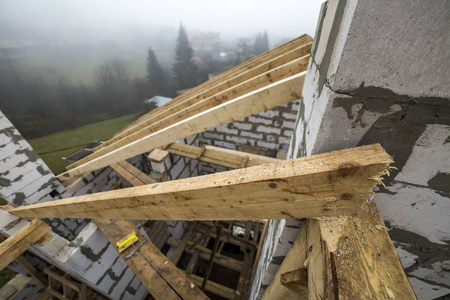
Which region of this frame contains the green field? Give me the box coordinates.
[28,113,141,175]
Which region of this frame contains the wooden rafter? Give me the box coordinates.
[72,53,310,172]
[91,34,312,154]
[110,161,156,186]
[162,143,279,169]
[57,71,306,183]
[306,201,417,299]
[9,144,392,221]
[261,201,417,300]
[92,158,207,299]
[0,219,50,270]
[94,219,209,300]
[261,222,308,300]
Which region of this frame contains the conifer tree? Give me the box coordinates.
[252,31,270,56]
[172,24,198,89]
[146,46,165,95]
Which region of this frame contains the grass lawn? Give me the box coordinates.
[0,268,17,289]
[28,113,141,175]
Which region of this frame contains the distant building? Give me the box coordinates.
[143,95,172,110]
[62,141,104,164]
[191,32,220,59]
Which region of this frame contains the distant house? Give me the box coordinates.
[191,32,221,59]
[143,95,172,110]
[62,141,104,164]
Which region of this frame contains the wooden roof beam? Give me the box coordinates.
[94,218,208,300]
[57,71,306,183]
[88,43,311,156]
[306,201,417,299]
[110,160,156,186]
[163,143,279,169]
[262,201,416,300]
[0,219,50,271]
[66,52,310,172]
[11,144,392,221]
[101,34,312,145]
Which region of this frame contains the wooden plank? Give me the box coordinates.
[44,268,80,292]
[37,290,51,300]
[0,234,48,287]
[59,72,305,182]
[15,255,48,286]
[110,161,156,186]
[307,201,417,300]
[0,219,50,270]
[261,223,308,300]
[113,220,209,300]
[17,145,392,221]
[187,273,237,300]
[95,218,209,300]
[65,55,309,173]
[167,237,243,272]
[148,149,169,162]
[86,35,312,157]
[280,269,308,296]
[167,221,197,265]
[94,219,181,300]
[165,143,279,169]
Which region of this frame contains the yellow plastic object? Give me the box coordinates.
[116,232,139,253]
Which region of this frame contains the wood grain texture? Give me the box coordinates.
[187,273,236,300]
[58,71,306,182]
[83,34,312,159]
[11,144,392,222]
[165,143,279,169]
[307,201,417,300]
[110,161,156,186]
[280,268,308,296]
[261,224,308,300]
[166,237,243,272]
[94,218,209,300]
[0,219,50,270]
[71,53,310,171]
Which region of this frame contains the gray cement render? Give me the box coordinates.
[252,0,450,299]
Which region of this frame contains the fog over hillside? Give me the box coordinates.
[0,0,322,138]
[0,0,321,47]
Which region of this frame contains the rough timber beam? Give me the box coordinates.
[110,161,156,186]
[66,53,310,171]
[98,161,207,299]
[261,222,308,300]
[57,72,306,183]
[262,201,417,300]
[94,219,209,300]
[94,34,312,149]
[306,201,417,299]
[0,219,50,270]
[163,143,279,168]
[11,145,392,221]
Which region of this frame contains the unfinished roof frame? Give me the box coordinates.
[2,34,417,299]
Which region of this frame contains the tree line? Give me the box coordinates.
[0,25,269,139]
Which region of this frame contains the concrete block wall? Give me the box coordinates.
[0,210,149,300]
[198,101,300,174]
[0,111,87,240]
[252,1,450,299]
[167,134,201,181]
[0,111,157,299]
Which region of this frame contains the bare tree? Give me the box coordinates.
[94,59,129,90]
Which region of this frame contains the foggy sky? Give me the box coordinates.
[0,0,323,43]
